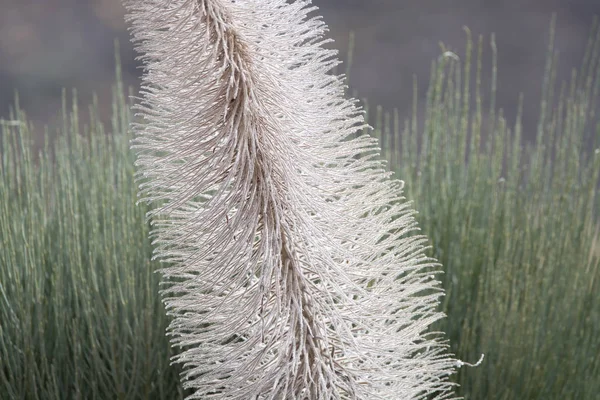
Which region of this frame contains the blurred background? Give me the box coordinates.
[1,0,600,139]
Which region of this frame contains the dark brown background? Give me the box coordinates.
[1,0,599,139]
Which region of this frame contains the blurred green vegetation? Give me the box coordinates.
[1,17,599,400]
[371,16,600,400]
[0,61,186,399]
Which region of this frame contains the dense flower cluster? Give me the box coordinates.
[124,1,458,398]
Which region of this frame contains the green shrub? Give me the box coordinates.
[372,17,600,400]
[0,62,185,400]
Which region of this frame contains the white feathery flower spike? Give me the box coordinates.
[123,0,460,398]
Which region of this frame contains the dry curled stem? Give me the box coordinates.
[124,0,459,398]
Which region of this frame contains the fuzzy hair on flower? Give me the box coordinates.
[123,0,459,398]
